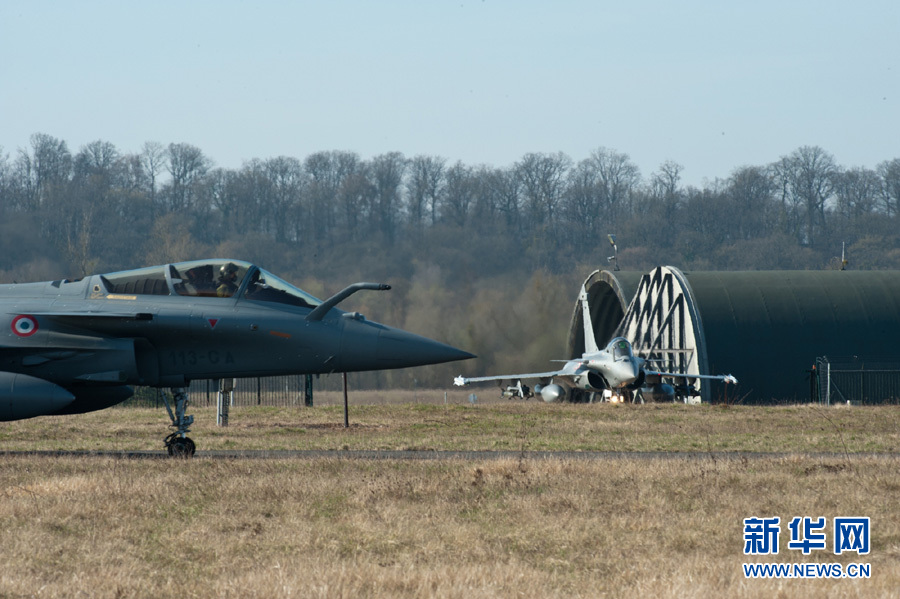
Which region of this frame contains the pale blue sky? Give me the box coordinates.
[2,1,897,186]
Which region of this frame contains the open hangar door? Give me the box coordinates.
[615,267,715,403]
[566,269,643,359]
[564,269,642,403]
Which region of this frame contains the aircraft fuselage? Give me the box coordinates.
[1,259,472,420]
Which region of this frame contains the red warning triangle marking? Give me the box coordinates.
[208,318,219,329]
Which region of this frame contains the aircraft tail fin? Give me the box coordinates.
[579,286,599,354]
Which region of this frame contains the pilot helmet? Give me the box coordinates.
[220,262,239,277]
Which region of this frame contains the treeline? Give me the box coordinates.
[1,134,899,388]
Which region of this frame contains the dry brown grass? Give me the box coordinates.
[2,394,899,453]
[2,398,899,597]
[1,455,898,598]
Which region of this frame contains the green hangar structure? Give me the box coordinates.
[568,266,900,404]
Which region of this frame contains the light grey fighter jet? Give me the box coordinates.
[1,259,473,454]
[454,286,735,403]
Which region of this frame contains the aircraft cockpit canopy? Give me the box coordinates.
[101,264,172,296]
[170,260,251,298]
[100,260,322,308]
[241,268,321,309]
[611,338,634,360]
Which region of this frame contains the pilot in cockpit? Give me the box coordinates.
[612,339,634,360]
[217,263,240,297]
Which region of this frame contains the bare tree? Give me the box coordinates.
[650,161,683,203]
[336,164,372,239]
[563,159,601,250]
[877,158,900,217]
[141,141,166,219]
[407,155,445,227]
[265,156,304,243]
[441,161,474,227]
[203,167,238,237]
[516,152,571,228]
[17,133,72,211]
[727,165,774,240]
[834,167,880,219]
[164,142,212,212]
[64,201,99,277]
[772,146,836,245]
[368,152,406,242]
[0,146,11,214]
[74,140,121,204]
[484,166,521,230]
[228,160,271,235]
[468,165,502,228]
[304,150,362,243]
[678,186,734,260]
[75,140,119,174]
[591,147,640,228]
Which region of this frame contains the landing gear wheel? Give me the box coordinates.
[167,436,196,458]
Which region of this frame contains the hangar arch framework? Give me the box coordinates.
[615,266,712,402]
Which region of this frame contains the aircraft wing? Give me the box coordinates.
[454,370,565,386]
[647,370,738,384]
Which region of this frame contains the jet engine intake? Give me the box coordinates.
[626,370,646,390]
[571,372,608,391]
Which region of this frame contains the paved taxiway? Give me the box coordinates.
[2,450,895,460]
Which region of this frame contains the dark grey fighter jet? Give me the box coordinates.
[0,259,473,455]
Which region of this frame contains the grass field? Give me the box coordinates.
[1,394,899,597]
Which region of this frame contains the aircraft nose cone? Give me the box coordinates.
[376,328,475,368]
[609,359,641,388]
[629,360,641,381]
[338,318,474,372]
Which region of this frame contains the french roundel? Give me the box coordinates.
[11,315,39,337]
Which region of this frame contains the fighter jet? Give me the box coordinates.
[454,286,735,403]
[1,259,473,455]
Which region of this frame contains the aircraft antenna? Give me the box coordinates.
[607,234,619,271]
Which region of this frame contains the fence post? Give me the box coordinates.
[304,374,313,407]
[811,364,818,403]
[343,372,349,428]
[217,378,234,426]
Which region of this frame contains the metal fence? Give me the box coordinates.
[123,376,314,408]
[814,357,900,405]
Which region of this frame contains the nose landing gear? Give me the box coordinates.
[162,387,196,457]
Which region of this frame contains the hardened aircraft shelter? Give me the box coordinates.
[568,266,900,404]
